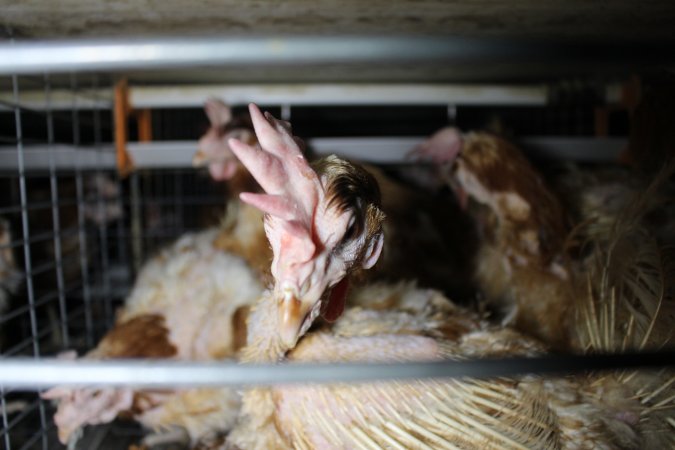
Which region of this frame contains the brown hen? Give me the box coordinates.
[413,128,575,349]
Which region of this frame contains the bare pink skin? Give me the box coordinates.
[195,99,254,181]
[229,104,383,347]
[411,126,463,165]
[41,351,137,444]
[409,126,468,208]
[43,385,136,444]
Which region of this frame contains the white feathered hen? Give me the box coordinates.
[44,204,268,447]
[220,116,674,450]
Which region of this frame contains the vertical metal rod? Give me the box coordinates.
[281,104,291,121]
[45,73,70,349]
[92,75,113,328]
[1,386,11,450]
[130,173,142,273]
[111,88,130,299]
[152,174,157,243]
[75,172,93,348]
[174,171,183,237]
[71,76,80,148]
[12,75,39,356]
[71,74,93,348]
[161,172,167,239]
[12,73,49,450]
[115,176,129,293]
[156,169,164,243]
[447,104,457,123]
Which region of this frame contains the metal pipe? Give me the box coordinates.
[129,83,548,108]
[0,351,672,390]
[0,83,548,110]
[0,137,626,171]
[0,36,672,75]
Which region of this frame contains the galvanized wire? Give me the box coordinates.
[0,351,672,390]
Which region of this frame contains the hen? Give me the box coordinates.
[223,129,673,449]
[412,128,575,349]
[223,108,672,449]
[227,103,386,349]
[227,283,672,449]
[43,201,269,447]
[44,101,386,447]
[193,99,259,194]
[198,99,475,300]
[206,105,470,348]
[44,101,287,447]
[569,166,675,449]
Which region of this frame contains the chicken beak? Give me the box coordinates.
[192,149,208,167]
[278,290,312,348]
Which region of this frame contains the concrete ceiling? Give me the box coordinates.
[1,1,673,84]
[1,1,673,42]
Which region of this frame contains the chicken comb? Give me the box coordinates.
[229,103,320,263]
[204,98,232,127]
[409,126,463,164]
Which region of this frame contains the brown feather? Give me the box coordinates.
[458,133,569,265]
[231,305,251,354]
[90,314,177,359]
[452,132,574,348]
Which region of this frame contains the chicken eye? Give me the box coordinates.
[342,216,358,242]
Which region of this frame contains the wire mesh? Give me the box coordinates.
[0,71,233,449]
[0,72,128,449]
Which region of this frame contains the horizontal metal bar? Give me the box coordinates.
[1,84,547,110]
[311,136,625,163]
[131,136,625,165]
[0,136,625,172]
[0,36,673,75]
[0,351,672,389]
[130,83,548,108]
[0,88,112,112]
[0,145,116,171]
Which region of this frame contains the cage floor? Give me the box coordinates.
[76,422,192,450]
[45,420,186,450]
[74,422,144,450]
[6,400,185,450]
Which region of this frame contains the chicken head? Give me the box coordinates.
[229,104,385,348]
[194,99,256,181]
[409,126,469,205]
